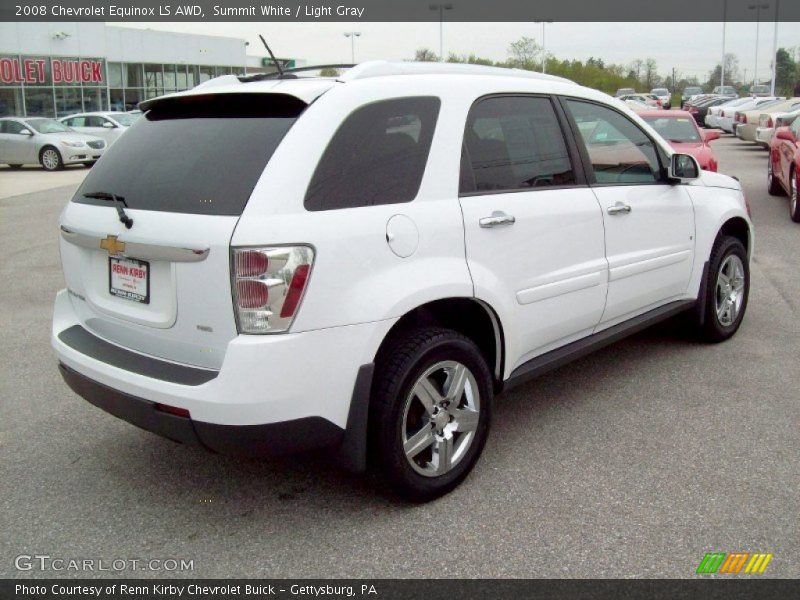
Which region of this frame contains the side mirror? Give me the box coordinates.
[775,127,796,142]
[669,153,701,182]
[703,129,721,142]
[102,122,115,128]
[19,129,33,136]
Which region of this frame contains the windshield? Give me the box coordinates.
[73,94,305,216]
[642,115,701,143]
[651,89,668,95]
[684,87,703,95]
[26,118,71,134]
[109,113,139,126]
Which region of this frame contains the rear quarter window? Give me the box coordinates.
[304,96,441,211]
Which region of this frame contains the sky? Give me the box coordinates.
[115,21,800,84]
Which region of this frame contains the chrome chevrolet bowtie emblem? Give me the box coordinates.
[99,235,125,256]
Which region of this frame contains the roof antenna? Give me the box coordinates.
[259,34,285,78]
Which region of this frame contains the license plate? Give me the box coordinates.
[109,257,150,304]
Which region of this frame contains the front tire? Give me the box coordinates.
[790,170,800,223]
[40,146,63,171]
[370,328,493,502]
[695,236,750,343]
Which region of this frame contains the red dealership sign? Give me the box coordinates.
[0,57,104,84]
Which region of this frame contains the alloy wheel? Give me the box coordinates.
[792,176,798,216]
[42,149,59,170]
[402,360,480,478]
[715,254,746,327]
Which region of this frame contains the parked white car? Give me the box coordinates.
[0,117,106,170]
[705,97,752,128]
[736,98,800,143]
[59,111,141,146]
[650,87,671,109]
[52,62,753,501]
[755,109,800,147]
[719,97,781,133]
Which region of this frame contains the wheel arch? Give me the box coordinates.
[372,297,505,387]
[718,216,752,258]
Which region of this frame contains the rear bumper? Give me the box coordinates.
[737,124,757,141]
[58,363,345,455]
[52,289,394,468]
[755,127,773,146]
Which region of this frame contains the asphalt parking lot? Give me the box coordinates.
[1,136,798,579]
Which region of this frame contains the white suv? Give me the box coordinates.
[52,62,753,501]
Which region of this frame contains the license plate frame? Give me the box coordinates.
[108,256,150,304]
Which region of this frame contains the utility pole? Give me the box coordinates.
[672,67,676,93]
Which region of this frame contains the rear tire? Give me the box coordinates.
[370,327,492,502]
[40,146,63,171]
[790,170,800,223]
[694,236,749,343]
[768,160,785,196]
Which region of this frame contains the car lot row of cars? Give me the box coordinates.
[0,111,140,170]
[685,92,800,222]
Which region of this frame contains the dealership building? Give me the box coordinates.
[0,23,301,117]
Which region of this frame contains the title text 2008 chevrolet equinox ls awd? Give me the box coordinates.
[53,62,752,501]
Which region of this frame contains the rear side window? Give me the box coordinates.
[304,97,440,211]
[73,94,304,216]
[461,95,575,193]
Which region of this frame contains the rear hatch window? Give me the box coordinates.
[72,93,305,216]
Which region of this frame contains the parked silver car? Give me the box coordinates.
[0,117,106,170]
[59,111,140,146]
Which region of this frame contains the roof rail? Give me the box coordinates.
[238,64,355,82]
[338,61,576,84]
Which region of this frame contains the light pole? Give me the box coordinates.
[429,3,453,62]
[720,0,727,90]
[534,21,553,74]
[748,2,769,89]
[769,0,780,96]
[344,32,361,64]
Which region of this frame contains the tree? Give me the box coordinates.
[775,48,797,95]
[706,53,740,91]
[414,48,439,62]
[644,58,659,89]
[507,36,542,70]
[629,59,644,82]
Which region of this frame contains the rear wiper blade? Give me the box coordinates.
[83,191,133,229]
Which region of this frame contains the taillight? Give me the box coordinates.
[766,117,773,128]
[742,114,748,124]
[734,112,740,122]
[231,246,314,334]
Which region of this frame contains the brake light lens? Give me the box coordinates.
[231,246,314,334]
[767,117,773,128]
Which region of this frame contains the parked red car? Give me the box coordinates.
[639,110,720,171]
[768,118,800,222]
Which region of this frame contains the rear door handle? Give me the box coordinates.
[607,202,632,215]
[479,211,516,228]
